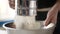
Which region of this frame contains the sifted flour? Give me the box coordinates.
[14,16,41,30]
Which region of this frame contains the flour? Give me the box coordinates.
[14,16,26,29]
[14,16,41,30]
[23,22,41,30]
[23,16,41,30]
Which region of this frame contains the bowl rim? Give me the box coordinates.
[3,22,17,30]
[3,21,42,31]
[3,21,55,31]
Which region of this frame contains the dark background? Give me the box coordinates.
[36,0,56,21]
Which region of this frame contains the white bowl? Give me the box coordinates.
[3,21,55,34]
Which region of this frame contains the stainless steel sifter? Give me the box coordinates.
[15,0,37,16]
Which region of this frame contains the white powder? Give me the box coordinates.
[23,22,41,30]
[23,16,40,30]
[14,16,55,30]
[14,16,41,30]
[14,16,26,29]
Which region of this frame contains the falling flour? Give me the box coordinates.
[14,16,41,30]
[23,22,41,30]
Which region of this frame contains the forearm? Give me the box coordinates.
[47,2,59,18]
[49,1,60,12]
[47,0,60,16]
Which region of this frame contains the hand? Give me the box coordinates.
[44,3,59,26]
[44,12,57,26]
[44,1,60,26]
[8,0,15,9]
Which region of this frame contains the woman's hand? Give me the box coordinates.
[44,2,60,26]
[44,10,58,26]
[8,0,15,9]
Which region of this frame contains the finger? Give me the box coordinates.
[46,12,57,25]
[45,12,54,26]
[44,17,51,26]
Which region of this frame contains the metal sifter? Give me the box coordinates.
[15,0,37,16]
